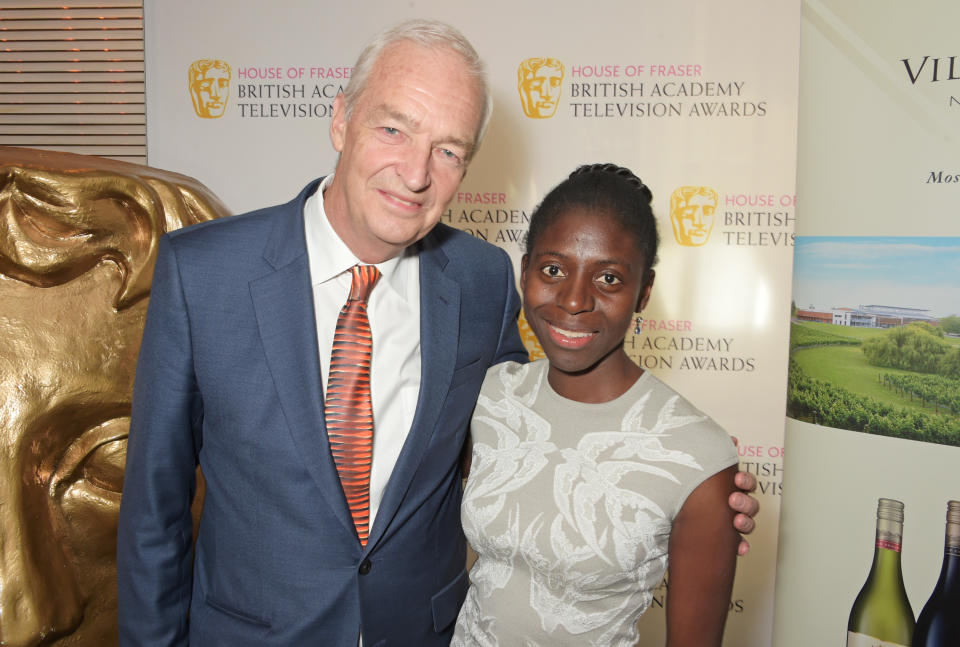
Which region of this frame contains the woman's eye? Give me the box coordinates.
[51,417,129,497]
[540,264,564,278]
[80,437,127,493]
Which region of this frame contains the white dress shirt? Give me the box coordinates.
[303,175,421,533]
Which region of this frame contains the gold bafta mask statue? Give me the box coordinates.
[517,57,564,119]
[188,59,231,118]
[669,185,719,247]
[0,147,228,646]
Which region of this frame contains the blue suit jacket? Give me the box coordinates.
[117,179,526,646]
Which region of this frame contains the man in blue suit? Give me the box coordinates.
[117,19,758,646]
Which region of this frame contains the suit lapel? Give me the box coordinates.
[365,232,460,551]
[249,180,357,540]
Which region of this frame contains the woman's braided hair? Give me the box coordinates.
[525,163,659,273]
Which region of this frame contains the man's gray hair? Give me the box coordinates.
[342,19,493,152]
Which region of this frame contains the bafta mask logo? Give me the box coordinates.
[188,59,231,118]
[517,57,564,119]
[670,186,719,247]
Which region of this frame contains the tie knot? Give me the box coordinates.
[348,265,380,302]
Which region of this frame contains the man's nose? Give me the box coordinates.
[397,143,431,192]
[0,475,83,647]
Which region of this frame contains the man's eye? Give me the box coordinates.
[382,127,400,136]
[598,273,622,286]
[438,148,460,162]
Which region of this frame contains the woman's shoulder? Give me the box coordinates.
[479,358,547,399]
[634,373,736,456]
[483,357,545,381]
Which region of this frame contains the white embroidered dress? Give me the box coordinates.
[451,360,737,646]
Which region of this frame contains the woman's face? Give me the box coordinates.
[521,206,653,390]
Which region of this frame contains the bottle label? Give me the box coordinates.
[946,544,960,556]
[847,631,908,647]
[876,539,901,552]
[876,527,902,551]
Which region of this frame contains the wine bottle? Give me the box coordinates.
[913,500,960,646]
[847,498,915,647]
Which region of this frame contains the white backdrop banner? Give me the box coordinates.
[145,1,800,644]
[774,1,960,646]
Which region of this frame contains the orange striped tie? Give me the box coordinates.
[325,264,380,545]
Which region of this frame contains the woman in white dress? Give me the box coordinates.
[453,164,739,647]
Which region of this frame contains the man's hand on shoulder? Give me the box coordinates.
[729,437,760,556]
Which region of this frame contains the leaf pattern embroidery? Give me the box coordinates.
[454,362,729,647]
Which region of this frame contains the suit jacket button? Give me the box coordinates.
[359,559,372,575]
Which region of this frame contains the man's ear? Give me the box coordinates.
[636,269,655,312]
[329,93,347,153]
[520,254,530,284]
